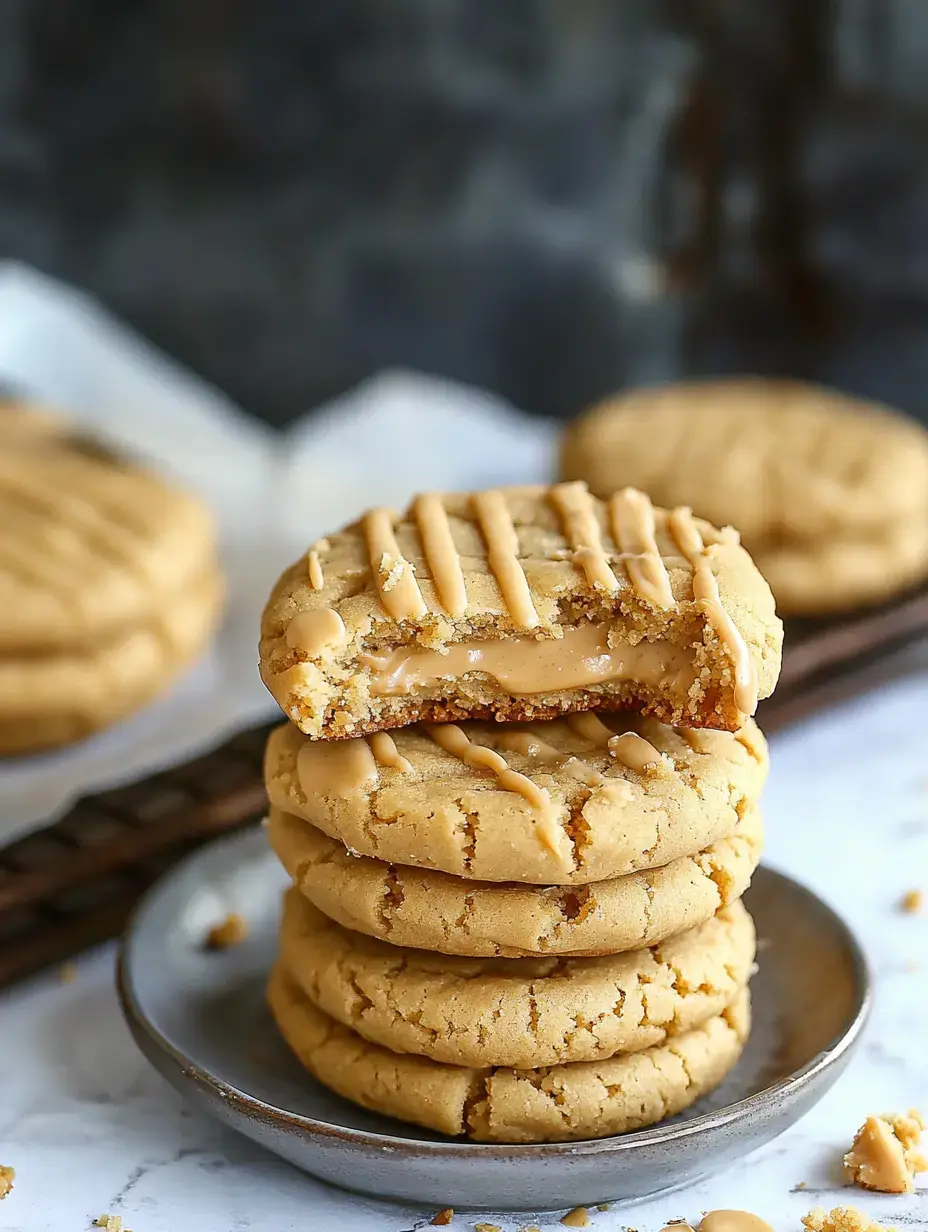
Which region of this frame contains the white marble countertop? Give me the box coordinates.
[2,675,927,1232]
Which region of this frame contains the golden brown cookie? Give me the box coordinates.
[0,433,216,651]
[278,889,755,1067]
[560,379,928,615]
[267,965,750,1142]
[0,423,222,753]
[0,570,223,754]
[265,714,767,884]
[259,484,782,737]
[268,806,762,958]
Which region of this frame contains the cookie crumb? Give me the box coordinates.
[58,962,77,984]
[0,1167,13,1200]
[844,1111,927,1193]
[793,1182,807,1191]
[802,1207,896,1232]
[597,1205,611,1212]
[474,1224,501,1232]
[205,912,248,949]
[431,1210,454,1226]
[95,1217,132,1232]
[900,889,923,914]
[562,1210,590,1228]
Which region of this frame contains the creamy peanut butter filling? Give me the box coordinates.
[360,622,697,699]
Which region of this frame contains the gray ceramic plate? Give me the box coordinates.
[118,826,870,1211]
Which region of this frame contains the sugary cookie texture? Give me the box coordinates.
[561,379,928,615]
[260,484,782,737]
[267,965,750,1142]
[268,806,763,958]
[278,889,755,1068]
[265,713,767,885]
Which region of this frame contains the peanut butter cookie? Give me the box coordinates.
[259,484,781,737]
[267,966,750,1142]
[560,379,928,615]
[0,421,221,752]
[265,714,767,884]
[278,889,755,1067]
[268,806,762,958]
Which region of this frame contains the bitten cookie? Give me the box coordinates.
[278,889,756,1067]
[260,483,782,737]
[265,713,767,884]
[268,806,763,958]
[267,966,751,1142]
[560,379,928,615]
[0,421,222,753]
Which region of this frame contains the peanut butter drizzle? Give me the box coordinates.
[566,712,663,773]
[549,481,618,594]
[306,542,326,591]
[286,607,348,656]
[471,489,540,629]
[493,730,605,787]
[361,623,695,696]
[679,727,719,753]
[566,712,616,745]
[363,507,428,621]
[698,1212,774,1232]
[423,723,553,818]
[413,492,468,617]
[297,736,379,797]
[369,732,413,774]
[609,488,675,608]
[669,506,757,715]
[607,731,664,773]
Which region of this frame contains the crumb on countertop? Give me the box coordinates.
[562,1209,589,1228]
[0,1167,14,1200]
[802,1207,896,1232]
[205,912,249,950]
[474,1224,501,1232]
[431,1210,453,1226]
[844,1110,927,1193]
[94,1217,132,1232]
[900,889,923,914]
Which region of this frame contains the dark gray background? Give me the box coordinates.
[2,0,928,426]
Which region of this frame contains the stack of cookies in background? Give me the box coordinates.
[0,408,222,754]
[258,482,783,1142]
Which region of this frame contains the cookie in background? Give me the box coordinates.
[0,403,223,754]
[560,379,928,617]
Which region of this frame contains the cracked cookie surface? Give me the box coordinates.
[260,484,781,737]
[267,965,750,1142]
[268,806,762,957]
[277,889,755,1067]
[265,714,766,885]
[561,379,928,615]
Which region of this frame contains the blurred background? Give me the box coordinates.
[2,0,928,427]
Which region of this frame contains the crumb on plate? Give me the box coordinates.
[205,912,249,950]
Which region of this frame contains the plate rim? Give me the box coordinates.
[117,826,873,1161]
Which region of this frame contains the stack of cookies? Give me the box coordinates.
[1,410,222,754]
[258,482,783,1143]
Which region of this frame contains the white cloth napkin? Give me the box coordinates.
[0,263,558,840]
